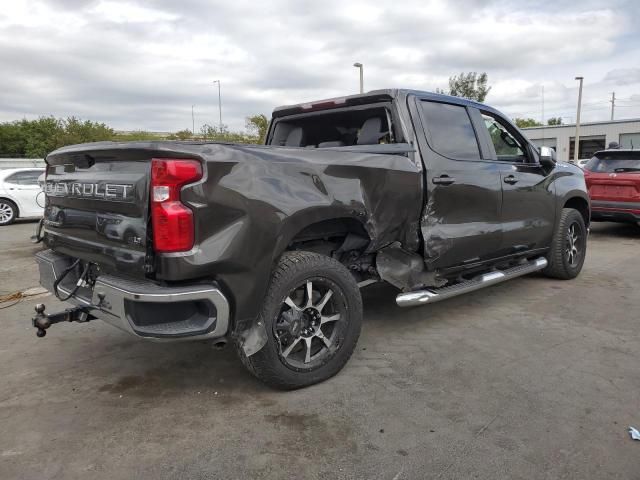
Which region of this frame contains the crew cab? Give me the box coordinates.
[33,90,590,389]
[583,149,640,225]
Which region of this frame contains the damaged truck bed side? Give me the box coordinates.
[34,89,590,389]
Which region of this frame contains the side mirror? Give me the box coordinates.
[539,146,556,167]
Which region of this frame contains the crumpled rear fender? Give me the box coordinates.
[168,144,422,355]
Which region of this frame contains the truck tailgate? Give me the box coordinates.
[43,148,152,274]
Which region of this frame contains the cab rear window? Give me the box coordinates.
[269,104,397,148]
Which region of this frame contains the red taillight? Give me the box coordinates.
[300,97,347,111]
[150,158,202,253]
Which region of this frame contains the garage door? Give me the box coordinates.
[620,133,640,149]
[569,135,606,160]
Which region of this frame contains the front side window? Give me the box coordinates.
[481,113,527,162]
[420,101,480,160]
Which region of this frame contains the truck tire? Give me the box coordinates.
[543,208,587,280]
[238,251,362,389]
[0,199,17,226]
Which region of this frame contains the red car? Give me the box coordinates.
[584,149,640,225]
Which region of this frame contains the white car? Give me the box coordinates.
[567,159,590,169]
[577,159,590,169]
[0,168,45,225]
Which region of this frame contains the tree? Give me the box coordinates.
[0,115,269,157]
[57,117,114,147]
[199,123,262,144]
[439,72,491,102]
[547,117,563,126]
[245,114,269,144]
[166,129,193,140]
[22,117,63,158]
[514,118,542,129]
[112,130,162,142]
[0,121,29,156]
[0,116,115,157]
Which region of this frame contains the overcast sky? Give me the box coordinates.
[2,0,640,132]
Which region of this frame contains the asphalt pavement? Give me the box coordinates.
[1,220,639,479]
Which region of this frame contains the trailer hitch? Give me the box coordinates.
[32,303,94,338]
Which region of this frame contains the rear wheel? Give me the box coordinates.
[238,251,362,390]
[0,199,17,226]
[543,208,587,279]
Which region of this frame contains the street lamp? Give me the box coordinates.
[213,80,222,131]
[574,76,584,163]
[191,104,195,135]
[353,63,363,94]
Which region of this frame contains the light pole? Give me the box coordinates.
[541,84,545,145]
[213,80,222,131]
[191,104,195,135]
[574,76,584,163]
[610,91,616,121]
[353,63,363,94]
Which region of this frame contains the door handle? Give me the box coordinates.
[432,175,455,185]
[503,175,518,185]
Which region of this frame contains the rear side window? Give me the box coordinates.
[585,152,640,172]
[420,101,480,160]
[4,170,42,185]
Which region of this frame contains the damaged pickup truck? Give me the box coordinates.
[33,90,590,389]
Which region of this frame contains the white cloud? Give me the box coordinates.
[0,0,639,131]
[91,1,178,23]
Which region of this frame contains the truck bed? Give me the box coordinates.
[43,140,422,323]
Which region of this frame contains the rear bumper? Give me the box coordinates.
[591,200,640,223]
[36,250,230,341]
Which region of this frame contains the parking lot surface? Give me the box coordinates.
[1,220,639,479]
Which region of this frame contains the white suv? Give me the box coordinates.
[0,168,45,225]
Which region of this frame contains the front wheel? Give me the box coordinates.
[238,251,363,390]
[543,207,587,279]
[0,199,17,226]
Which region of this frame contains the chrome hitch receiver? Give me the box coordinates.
[32,303,95,338]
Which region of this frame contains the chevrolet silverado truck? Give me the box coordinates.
[33,90,590,389]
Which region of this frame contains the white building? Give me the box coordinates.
[522,118,640,162]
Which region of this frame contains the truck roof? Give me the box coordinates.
[272,88,490,118]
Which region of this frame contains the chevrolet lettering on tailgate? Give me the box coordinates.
[44,181,134,201]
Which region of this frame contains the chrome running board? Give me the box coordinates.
[396,257,548,307]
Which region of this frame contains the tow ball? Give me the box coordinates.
[32,303,93,338]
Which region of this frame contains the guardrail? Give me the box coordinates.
[0,159,45,169]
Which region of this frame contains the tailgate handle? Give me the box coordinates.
[432,175,455,186]
[504,175,518,185]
